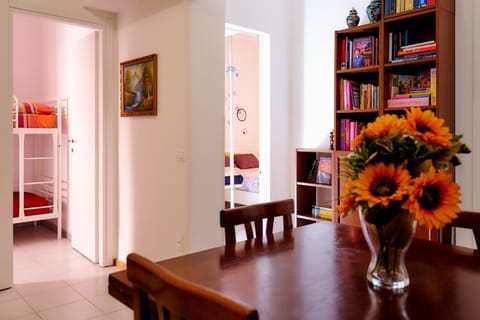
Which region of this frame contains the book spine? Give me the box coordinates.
[405,0,414,11]
[430,68,437,106]
[398,44,436,56]
[401,40,435,50]
[387,97,430,107]
[345,119,350,151]
[385,0,391,16]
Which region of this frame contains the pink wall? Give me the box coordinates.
[225,32,259,157]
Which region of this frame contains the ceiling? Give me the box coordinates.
[82,0,139,13]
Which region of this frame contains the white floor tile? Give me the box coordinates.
[12,224,126,320]
[23,285,84,311]
[87,293,126,313]
[105,308,134,320]
[0,287,21,303]
[10,314,42,320]
[37,300,103,320]
[13,281,69,297]
[0,298,35,320]
[71,277,109,298]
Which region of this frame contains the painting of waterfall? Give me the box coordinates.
[121,54,157,116]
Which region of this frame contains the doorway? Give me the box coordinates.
[224,24,271,207]
[12,11,101,264]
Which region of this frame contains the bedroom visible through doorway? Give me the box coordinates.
[224,24,270,208]
[12,11,100,264]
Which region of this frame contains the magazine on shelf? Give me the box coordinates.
[316,157,332,185]
[351,36,374,68]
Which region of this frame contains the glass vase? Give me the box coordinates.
[359,209,416,292]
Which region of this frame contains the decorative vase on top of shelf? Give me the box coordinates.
[337,108,470,292]
[366,0,382,23]
[346,7,360,28]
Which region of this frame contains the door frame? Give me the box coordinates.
[225,23,271,202]
[9,6,116,267]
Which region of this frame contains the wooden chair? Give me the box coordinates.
[126,253,259,320]
[441,211,480,247]
[220,199,294,245]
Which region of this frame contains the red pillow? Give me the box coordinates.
[234,153,259,169]
[225,156,230,167]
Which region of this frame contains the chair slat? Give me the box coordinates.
[442,211,480,247]
[220,199,294,245]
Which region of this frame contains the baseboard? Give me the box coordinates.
[115,258,126,270]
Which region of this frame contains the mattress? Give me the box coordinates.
[13,192,51,218]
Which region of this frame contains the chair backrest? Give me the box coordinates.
[126,253,259,320]
[220,199,294,245]
[442,211,480,247]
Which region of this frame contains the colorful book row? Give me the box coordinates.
[339,119,366,151]
[388,68,436,106]
[388,31,436,63]
[339,79,379,111]
[385,0,436,16]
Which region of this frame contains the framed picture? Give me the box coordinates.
[120,54,157,117]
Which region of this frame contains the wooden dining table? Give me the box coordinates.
[108,221,480,319]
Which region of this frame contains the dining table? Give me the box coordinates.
[108,221,480,319]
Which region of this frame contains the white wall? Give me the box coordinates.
[455,0,479,248]
[225,33,260,156]
[117,0,225,260]
[226,0,293,201]
[291,0,372,151]
[117,1,190,261]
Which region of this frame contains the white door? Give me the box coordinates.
[68,30,98,263]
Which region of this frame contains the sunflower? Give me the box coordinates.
[353,113,408,147]
[351,163,412,208]
[404,166,461,229]
[337,180,356,215]
[405,107,453,148]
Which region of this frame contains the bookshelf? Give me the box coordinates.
[333,0,454,236]
[295,149,334,226]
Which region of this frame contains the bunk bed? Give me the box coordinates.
[12,96,65,239]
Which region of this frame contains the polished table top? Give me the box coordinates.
[109,222,480,319]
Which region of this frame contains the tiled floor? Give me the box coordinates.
[0,223,133,320]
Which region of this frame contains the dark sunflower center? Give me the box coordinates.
[418,185,441,210]
[416,122,432,134]
[370,177,398,197]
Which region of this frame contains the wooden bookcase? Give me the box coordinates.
[333,0,454,237]
[295,149,335,226]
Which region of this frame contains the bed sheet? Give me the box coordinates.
[13,191,51,218]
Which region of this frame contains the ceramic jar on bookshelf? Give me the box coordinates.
[366,0,382,23]
[346,8,360,28]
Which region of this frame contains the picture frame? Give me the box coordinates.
[120,54,157,117]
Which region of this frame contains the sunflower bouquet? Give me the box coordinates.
[338,107,470,230]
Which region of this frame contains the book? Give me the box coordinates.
[319,206,333,220]
[307,159,319,183]
[340,38,346,69]
[316,157,332,185]
[351,36,374,68]
[405,0,414,11]
[430,68,437,105]
[401,40,435,50]
[397,44,436,56]
[387,96,430,108]
[398,74,418,94]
